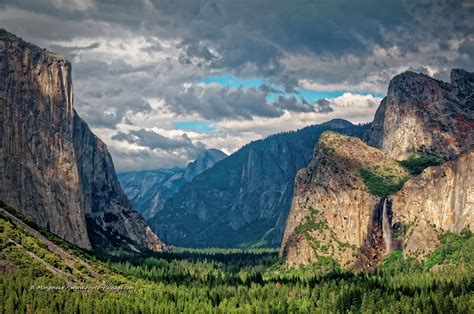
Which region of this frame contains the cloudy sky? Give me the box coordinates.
[1,0,473,171]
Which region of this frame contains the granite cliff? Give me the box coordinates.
[280,132,409,268]
[391,150,473,259]
[282,69,473,269]
[0,30,164,252]
[366,70,473,160]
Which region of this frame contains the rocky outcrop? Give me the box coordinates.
[154,120,370,248]
[282,69,473,269]
[366,70,474,160]
[0,29,164,252]
[118,149,227,219]
[280,132,408,268]
[364,69,474,259]
[390,150,474,258]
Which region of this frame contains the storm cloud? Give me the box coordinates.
[1,0,472,170]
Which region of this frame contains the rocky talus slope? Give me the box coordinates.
[282,69,473,269]
[0,30,164,252]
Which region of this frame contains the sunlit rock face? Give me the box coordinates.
[282,69,473,269]
[366,70,474,160]
[0,29,164,252]
[390,150,474,259]
[280,132,407,269]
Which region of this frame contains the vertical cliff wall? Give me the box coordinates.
[0,29,91,249]
[0,29,164,252]
[390,150,474,258]
[366,70,473,160]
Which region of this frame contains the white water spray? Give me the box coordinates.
[381,198,393,255]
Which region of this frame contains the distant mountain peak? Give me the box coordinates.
[118,148,227,220]
[195,148,228,161]
[184,149,227,181]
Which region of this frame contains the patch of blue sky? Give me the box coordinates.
[175,121,216,133]
[200,75,384,104]
[295,88,344,102]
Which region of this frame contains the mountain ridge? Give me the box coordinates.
[154,120,371,248]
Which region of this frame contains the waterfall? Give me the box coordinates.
[381,198,393,255]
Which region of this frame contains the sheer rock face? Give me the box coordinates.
[0,30,164,252]
[390,150,474,258]
[366,70,474,160]
[280,132,407,268]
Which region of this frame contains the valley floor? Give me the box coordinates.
[1,207,473,313]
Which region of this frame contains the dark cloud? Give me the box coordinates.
[274,96,315,113]
[3,0,472,89]
[112,129,200,150]
[77,97,152,129]
[1,0,472,170]
[168,85,281,120]
[315,99,334,114]
[48,42,100,58]
[259,84,283,94]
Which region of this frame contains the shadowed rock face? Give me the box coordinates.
[366,70,474,160]
[0,29,164,252]
[353,198,402,270]
[118,149,227,220]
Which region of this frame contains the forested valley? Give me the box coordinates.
[1,206,473,313]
